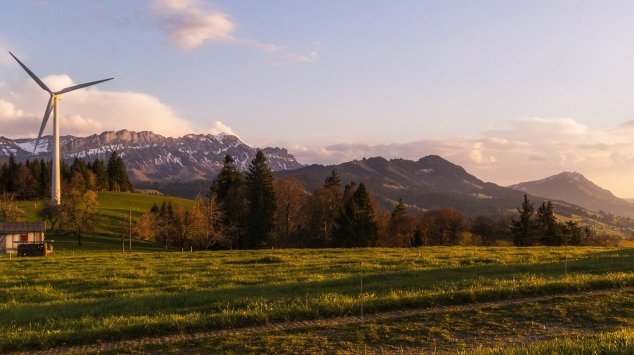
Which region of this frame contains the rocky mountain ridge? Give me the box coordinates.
[0,130,303,182]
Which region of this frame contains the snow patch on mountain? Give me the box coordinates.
[0,130,304,182]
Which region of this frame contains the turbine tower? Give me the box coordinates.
[9,52,113,205]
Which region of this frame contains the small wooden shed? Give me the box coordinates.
[0,221,46,254]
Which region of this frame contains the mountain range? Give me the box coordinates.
[2,130,633,221]
[0,130,302,182]
[276,156,592,218]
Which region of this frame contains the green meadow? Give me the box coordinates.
[0,245,632,352]
[16,191,194,242]
[3,192,633,352]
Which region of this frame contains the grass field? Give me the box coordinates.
[118,289,634,354]
[1,246,632,352]
[16,191,194,240]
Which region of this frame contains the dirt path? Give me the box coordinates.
[17,286,633,355]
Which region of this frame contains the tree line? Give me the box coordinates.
[133,152,620,250]
[0,151,133,199]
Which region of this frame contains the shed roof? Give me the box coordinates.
[0,221,46,233]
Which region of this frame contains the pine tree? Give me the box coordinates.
[210,155,247,248]
[334,183,379,247]
[511,194,537,246]
[386,198,415,247]
[245,150,276,248]
[91,159,108,191]
[40,160,51,198]
[537,200,562,245]
[211,155,244,201]
[324,170,341,188]
[106,152,133,192]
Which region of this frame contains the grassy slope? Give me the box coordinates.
[0,246,632,351]
[15,192,194,251]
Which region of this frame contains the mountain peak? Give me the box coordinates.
[561,171,584,180]
[510,171,634,217]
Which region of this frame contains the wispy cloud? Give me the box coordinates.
[148,0,318,63]
[288,117,634,197]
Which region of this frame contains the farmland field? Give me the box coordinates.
[1,245,633,352]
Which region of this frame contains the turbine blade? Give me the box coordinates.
[55,78,113,95]
[9,52,52,94]
[33,96,54,153]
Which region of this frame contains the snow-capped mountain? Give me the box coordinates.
[0,130,303,182]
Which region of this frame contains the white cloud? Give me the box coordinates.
[0,74,197,138]
[150,0,235,49]
[288,117,634,197]
[285,50,319,63]
[147,0,318,64]
[208,120,236,136]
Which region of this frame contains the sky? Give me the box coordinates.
[2,1,634,197]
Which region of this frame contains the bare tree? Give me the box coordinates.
[0,192,24,222]
[133,212,157,241]
[59,190,99,246]
[193,194,225,249]
[273,177,308,246]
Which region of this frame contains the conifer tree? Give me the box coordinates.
[537,200,562,245]
[106,152,133,192]
[210,155,247,248]
[211,155,244,201]
[91,158,108,191]
[245,150,276,248]
[511,194,537,246]
[324,170,341,188]
[334,183,379,247]
[386,198,415,247]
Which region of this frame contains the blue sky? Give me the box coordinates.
[2,1,634,196]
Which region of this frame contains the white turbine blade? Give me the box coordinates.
[55,78,113,95]
[33,96,54,153]
[9,51,52,94]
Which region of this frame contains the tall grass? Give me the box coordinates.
[0,246,632,351]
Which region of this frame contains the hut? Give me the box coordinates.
[0,221,47,255]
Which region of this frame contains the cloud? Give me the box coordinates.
[285,50,319,63]
[208,120,236,136]
[147,0,318,64]
[288,117,634,197]
[149,0,235,49]
[0,74,197,138]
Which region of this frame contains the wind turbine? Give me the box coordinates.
[9,52,113,205]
